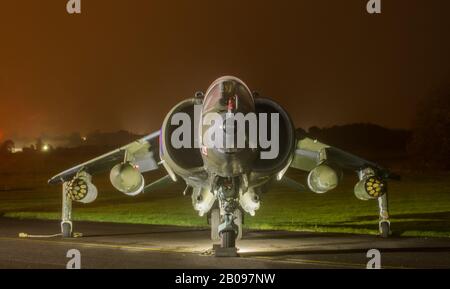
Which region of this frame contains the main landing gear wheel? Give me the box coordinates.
[221,230,236,248]
[379,221,390,238]
[210,208,220,241]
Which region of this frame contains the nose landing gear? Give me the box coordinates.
[212,177,241,257]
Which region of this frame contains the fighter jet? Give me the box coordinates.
[49,76,397,254]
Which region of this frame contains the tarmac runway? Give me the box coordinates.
[0,217,449,269]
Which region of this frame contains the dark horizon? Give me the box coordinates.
[5,122,413,150]
[1,0,449,142]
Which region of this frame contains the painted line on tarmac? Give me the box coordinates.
[0,237,412,269]
[248,256,410,269]
[0,237,198,254]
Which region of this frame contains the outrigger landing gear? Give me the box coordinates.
[61,182,73,238]
[378,193,391,238]
[358,168,392,238]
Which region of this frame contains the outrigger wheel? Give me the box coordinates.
[379,221,391,238]
[61,222,73,238]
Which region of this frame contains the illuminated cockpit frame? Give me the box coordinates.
[203,76,255,114]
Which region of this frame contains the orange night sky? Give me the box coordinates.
[0,0,449,145]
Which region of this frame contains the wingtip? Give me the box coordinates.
[48,176,61,185]
[389,173,401,181]
[381,169,401,181]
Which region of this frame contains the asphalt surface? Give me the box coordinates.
[0,217,449,269]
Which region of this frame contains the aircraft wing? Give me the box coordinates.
[279,176,308,192]
[291,134,397,179]
[48,131,161,184]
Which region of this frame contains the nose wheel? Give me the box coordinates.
[212,177,241,257]
[215,211,239,257]
[210,208,242,242]
[221,230,236,248]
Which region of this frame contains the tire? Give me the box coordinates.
[62,222,72,238]
[234,209,243,240]
[380,221,390,238]
[221,230,236,248]
[210,208,221,241]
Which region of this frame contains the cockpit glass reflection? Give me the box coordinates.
[203,78,254,114]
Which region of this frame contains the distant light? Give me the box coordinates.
[42,144,50,152]
[11,148,23,154]
[82,137,87,141]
